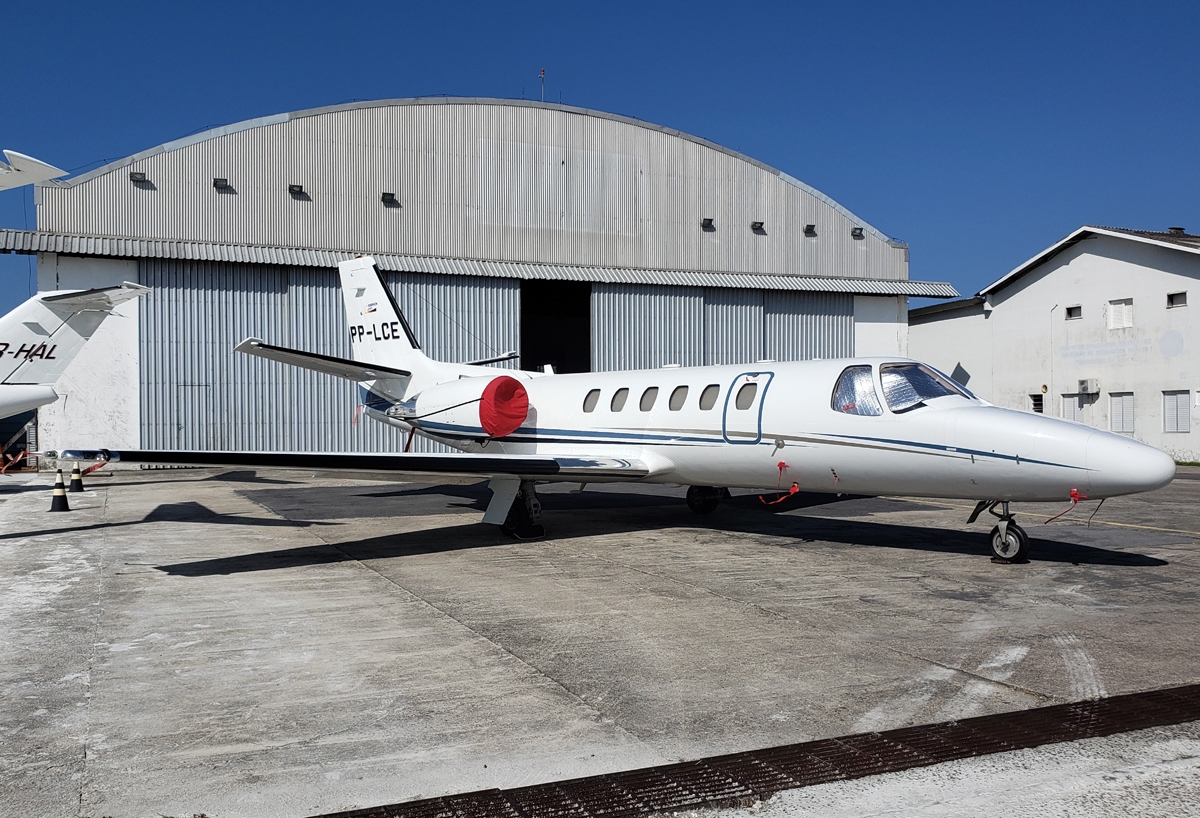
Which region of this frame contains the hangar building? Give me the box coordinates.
[910,226,1199,461]
[1,98,956,455]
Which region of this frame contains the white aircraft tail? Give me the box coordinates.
[0,283,149,385]
[337,256,451,395]
[0,150,66,192]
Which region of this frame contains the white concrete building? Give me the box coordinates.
[910,226,1200,461]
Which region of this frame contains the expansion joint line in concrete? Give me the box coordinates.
[883,645,1056,705]
[78,486,108,816]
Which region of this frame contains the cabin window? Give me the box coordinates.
[640,387,659,411]
[610,388,629,412]
[832,365,882,416]
[669,386,688,411]
[699,384,720,410]
[879,363,973,413]
[582,389,600,413]
[734,382,758,410]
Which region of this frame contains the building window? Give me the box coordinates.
[1030,394,1044,414]
[698,384,720,410]
[832,366,883,416]
[1168,291,1187,309]
[1110,392,1134,435]
[1065,305,1082,320]
[1164,391,1191,433]
[639,387,659,412]
[610,388,629,412]
[1062,394,1086,423]
[582,389,600,413]
[1108,298,1133,329]
[668,386,688,411]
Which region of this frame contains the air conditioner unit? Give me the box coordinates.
[1078,378,1100,395]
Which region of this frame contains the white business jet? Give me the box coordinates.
[59,257,1175,562]
[1,284,149,420]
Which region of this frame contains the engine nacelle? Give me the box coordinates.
[413,375,529,438]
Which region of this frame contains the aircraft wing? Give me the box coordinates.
[0,150,67,191]
[53,449,650,480]
[40,282,151,310]
[235,337,411,382]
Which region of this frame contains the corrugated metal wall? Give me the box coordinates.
[140,260,519,452]
[44,100,908,282]
[591,284,853,373]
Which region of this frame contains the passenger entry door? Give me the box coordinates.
[722,372,774,444]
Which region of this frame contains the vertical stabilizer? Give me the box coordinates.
[0,283,149,385]
[337,257,442,394]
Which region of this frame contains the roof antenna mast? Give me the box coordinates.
[539,68,545,103]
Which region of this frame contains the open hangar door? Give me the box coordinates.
[520,280,591,374]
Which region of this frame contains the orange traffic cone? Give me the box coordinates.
[49,470,70,512]
[68,463,85,493]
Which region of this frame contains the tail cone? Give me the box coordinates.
[49,469,70,512]
[68,463,84,493]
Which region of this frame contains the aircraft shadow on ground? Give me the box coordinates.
[0,501,335,542]
[154,494,1168,576]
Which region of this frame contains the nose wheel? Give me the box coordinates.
[990,521,1029,562]
[969,500,1030,563]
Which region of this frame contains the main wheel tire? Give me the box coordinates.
[501,491,545,540]
[990,522,1030,562]
[686,486,721,514]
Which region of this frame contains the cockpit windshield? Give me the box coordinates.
[879,363,974,413]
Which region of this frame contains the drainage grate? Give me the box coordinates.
[316,683,1200,818]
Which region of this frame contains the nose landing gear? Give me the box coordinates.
[969,500,1029,562]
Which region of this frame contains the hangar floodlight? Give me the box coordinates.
[213,177,230,190]
[288,184,305,196]
[381,192,398,205]
[750,221,765,232]
[804,224,817,236]
[701,217,714,230]
[129,171,147,183]
[850,226,864,238]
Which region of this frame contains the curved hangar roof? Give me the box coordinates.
[29,98,954,296]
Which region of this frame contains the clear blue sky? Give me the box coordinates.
[2,0,1197,314]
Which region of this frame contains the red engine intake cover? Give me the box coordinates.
[479,376,529,438]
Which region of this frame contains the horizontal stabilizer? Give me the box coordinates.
[54,449,650,481]
[40,282,150,309]
[0,150,67,192]
[236,338,411,382]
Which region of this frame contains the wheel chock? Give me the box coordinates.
[49,470,71,512]
[68,463,85,493]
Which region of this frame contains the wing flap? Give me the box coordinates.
[54,449,650,480]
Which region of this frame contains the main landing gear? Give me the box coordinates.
[502,480,545,540]
[968,500,1029,563]
[686,486,725,515]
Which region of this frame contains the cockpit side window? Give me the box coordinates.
[879,363,974,413]
[832,365,883,416]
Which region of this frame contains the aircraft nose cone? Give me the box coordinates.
[1086,432,1176,497]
